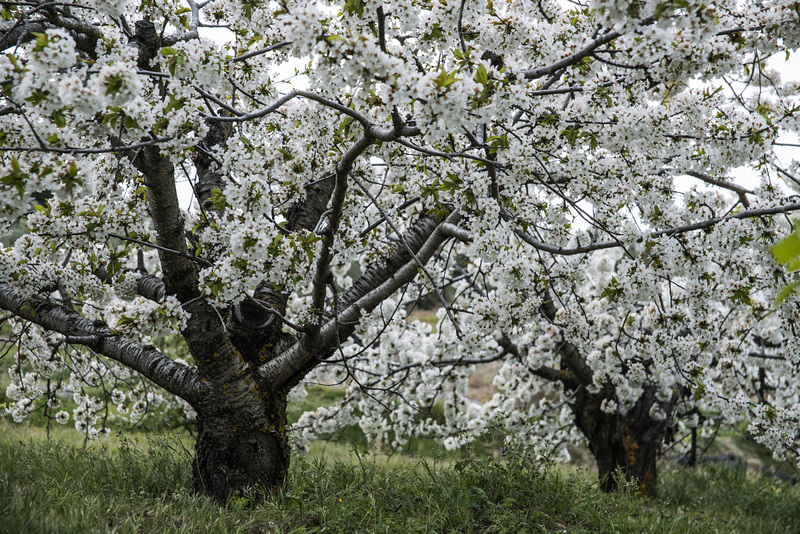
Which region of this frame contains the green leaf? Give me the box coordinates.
[432,69,461,89]
[731,285,752,306]
[211,188,228,211]
[53,111,67,128]
[115,316,135,328]
[474,64,488,86]
[775,280,800,305]
[693,379,705,402]
[341,0,365,18]
[771,229,800,266]
[2,156,28,196]
[600,277,623,302]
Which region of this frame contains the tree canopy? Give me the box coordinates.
[1,0,799,497]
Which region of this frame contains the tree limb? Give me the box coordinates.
[257,211,462,386]
[307,133,375,344]
[0,283,205,404]
[520,30,621,80]
[133,145,199,302]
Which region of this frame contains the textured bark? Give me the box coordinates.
[191,337,291,501]
[135,145,199,302]
[194,118,233,219]
[130,141,297,500]
[128,19,161,69]
[332,214,441,315]
[572,386,672,497]
[285,173,336,231]
[192,389,290,501]
[0,17,100,57]
[0,21,48,52]
[136,273,167,302]
[256,211,459,387]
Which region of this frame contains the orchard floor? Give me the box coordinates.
[1,421,799,533]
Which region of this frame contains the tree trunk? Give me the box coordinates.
[573,387,672,497]
[192,391,290,502]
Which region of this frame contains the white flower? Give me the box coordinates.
[600,399,618,414]
[93,64,142,107]
[30,29,76,71]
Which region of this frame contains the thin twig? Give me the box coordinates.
[107,233,212,266]
[230,41,292,63]
[352,175,462,336]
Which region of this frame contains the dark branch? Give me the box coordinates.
[0,283,205,404]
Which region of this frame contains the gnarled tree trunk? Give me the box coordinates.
[572,386,673,497]
[192,390,290,501]
[183,291,294,501]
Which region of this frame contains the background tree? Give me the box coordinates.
[1,0,799,501]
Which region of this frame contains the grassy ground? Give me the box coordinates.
[1,422,798,534]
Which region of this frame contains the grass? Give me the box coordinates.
[1,425,798,534]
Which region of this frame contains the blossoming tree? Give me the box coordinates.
[1,0,800,499]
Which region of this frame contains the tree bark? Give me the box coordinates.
[192,388,290,501]
[189,332,292,501]
[0,283,203,403]
[572,386,672,497]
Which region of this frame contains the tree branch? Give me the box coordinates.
[161,0,200,47]
[257,212,462,386]
[540,293,593,385]
[352,174,462,335]
[520,30,621,80]
[509,202,800,256]
[230,41,292,63]
[307,133,375,344]
[682,169,752,208]
[206,89,420,138]
[0,283,205,404]
[132,145,199,304]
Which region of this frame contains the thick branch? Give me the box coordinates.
[335,214,442,315]
[94,263,166,302]
[1,9,102,56]
[257,212,461,386]
[285,173,336,231]
[137,273,167,302]
[540,294,593,385]
[0,283,204,404]
[352,174,461,335]
[307,133,375,345]
[0,20,47,52]
[530,364,579,386]
[134,145,199,302]
[521,30,621,80]
[193,118,235,219]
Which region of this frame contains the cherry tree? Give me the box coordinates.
[1,0,799,500]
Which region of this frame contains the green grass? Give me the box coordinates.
[1,428,798,534]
